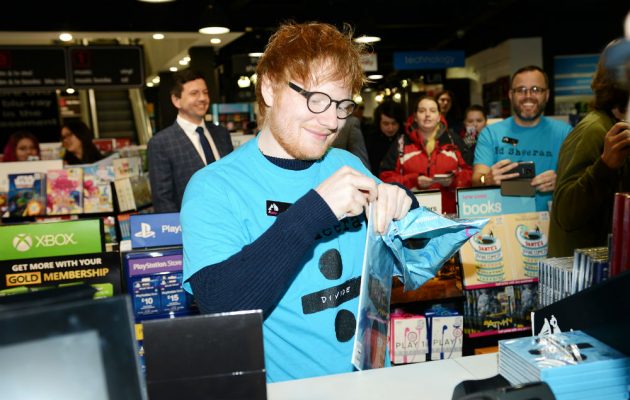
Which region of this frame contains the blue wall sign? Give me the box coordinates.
[553,54,598,96]
[393,51,465,70]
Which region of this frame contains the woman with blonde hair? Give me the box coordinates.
[379,95,472,214]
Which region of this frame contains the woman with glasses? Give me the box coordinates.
[472,65,572,211]
[379,95,472,214]
[60,120,103,165]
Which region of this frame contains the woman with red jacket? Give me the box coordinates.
[379,95,472,214]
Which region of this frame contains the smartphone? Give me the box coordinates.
[506,161,535,179]
[433,171,454,181]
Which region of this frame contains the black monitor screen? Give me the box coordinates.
[0,295,146,400]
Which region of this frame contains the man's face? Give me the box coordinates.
[509,70,549,124]
[379,114,400,137]
[172,78,209,124]
[264,70,350,160]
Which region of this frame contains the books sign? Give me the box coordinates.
[457,187,536,218]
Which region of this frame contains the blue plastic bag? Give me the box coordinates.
[352,206,487,370]
[382,207,488,291]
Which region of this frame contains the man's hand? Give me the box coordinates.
[373,183,413,234]
[530,170,556,192]
[601,121,630,169]
[487,159,520,185]
[315,166,377,220]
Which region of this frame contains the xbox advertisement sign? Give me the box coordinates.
[12,233,33,252]
[0,219,103,261]
[0,252,122,297]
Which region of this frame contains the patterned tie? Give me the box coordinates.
[195,126,215,164]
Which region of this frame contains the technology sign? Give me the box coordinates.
[393,51,465,70]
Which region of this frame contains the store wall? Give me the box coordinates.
[458,37,543,106]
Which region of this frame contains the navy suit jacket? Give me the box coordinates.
[147,121,233,213]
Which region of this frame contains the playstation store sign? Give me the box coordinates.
[130,213,182,249]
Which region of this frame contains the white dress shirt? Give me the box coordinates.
[176,115,221,165]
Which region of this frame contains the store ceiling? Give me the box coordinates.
[0,0,628,88]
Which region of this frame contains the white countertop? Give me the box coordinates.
[267,353,499,400]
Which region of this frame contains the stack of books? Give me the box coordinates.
[499,330,630,400]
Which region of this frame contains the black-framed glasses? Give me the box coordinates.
[511,86,547,96]
[288,82,357,119]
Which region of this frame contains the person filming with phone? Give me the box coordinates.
[548,38,630,257]
[472,66,573,211]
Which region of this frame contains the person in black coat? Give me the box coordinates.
[364,101,405,175]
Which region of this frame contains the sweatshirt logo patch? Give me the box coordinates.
[266,200,291,216]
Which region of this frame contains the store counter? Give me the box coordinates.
[267,353,499,400]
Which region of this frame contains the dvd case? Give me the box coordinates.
[7,172,46,217]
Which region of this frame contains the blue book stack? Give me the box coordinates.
[499,331,630,400]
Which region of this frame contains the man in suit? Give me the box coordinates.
[148,69,233,212]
